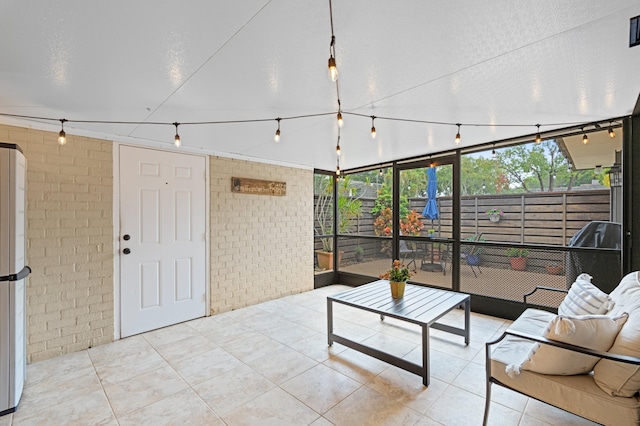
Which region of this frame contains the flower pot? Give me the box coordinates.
[545,265,563,275]
[389,281,406,298]
[509,257,527,271]
[489,214,500,223]
[355,252,364,263]
[316,250,344,270]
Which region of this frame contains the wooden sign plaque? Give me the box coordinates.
[231,177,286,196]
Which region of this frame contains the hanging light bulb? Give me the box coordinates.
[492,145,496,158]
[582,130,588,145]
[337,111,343,128]
[535,124,542,143]
[328,32,338,82]
[173,122,181,147]
[336,135,341,156]
[274,118,281,142]
[336,158,340,176]
[608,124,615,138]
[57,119,67,145]
[379,168,383,177]
[328,56,338,82]
[454,124,461,145]
[370,116,376,139]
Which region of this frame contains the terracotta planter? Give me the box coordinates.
[509,257,527,271]
[545,265,564,275]
[315,250,344,270]
[389,281,406,298]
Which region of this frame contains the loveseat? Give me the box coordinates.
[484,271,640,425]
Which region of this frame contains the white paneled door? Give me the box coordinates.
[119,146,207,337]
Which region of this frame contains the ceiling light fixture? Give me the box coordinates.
[57,119,67,145]
[455,123,461,145]
[173,122,181,147]
[535,124,542,143]
[370,116,376,139]
[608,123,615,138]
[274,118,281,142]
[582,129,588,145]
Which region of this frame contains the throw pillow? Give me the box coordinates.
[505,313,628,377]
[558,273,615,316]
[593,271,640,397]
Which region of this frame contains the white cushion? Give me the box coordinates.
[558,273,615,316]
[594,272,640,397]
[506,313,628,377]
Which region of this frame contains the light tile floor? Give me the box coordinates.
[3,285,599,426]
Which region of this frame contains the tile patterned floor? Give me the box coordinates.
[3,285,599,426]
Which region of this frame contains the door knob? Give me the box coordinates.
[123,234,130,241]
[123,248,131,255]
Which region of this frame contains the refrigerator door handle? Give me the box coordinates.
[0,265,31,282]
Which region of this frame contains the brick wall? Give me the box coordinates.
[1,123,315,363]
[0,124,114,363]
[210,157,314,313]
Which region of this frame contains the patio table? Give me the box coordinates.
[327,280,470,386]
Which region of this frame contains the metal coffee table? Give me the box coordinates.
[327,280,470,386]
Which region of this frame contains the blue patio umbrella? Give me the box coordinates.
[422,166,439,220]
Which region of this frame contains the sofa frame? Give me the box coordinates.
[483,286,640,425]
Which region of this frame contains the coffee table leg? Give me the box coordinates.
[464,298,470,345]
[327,299,333,346]
[422,324,430,386]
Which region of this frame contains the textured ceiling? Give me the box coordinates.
[1,1,639,171]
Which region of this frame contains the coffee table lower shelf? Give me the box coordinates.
[327,280,470,386]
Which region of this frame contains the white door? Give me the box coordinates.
[119,145,207,337]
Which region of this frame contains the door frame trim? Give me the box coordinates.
[112,143,211,340]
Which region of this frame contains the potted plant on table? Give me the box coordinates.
[506,247,529,271]
[379,260,416,299]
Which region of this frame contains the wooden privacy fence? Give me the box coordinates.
[407,189,611,245]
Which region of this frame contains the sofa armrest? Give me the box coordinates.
[486,328,640,366]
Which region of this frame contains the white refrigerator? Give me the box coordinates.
[0,143,29,416]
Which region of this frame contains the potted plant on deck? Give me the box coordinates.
[354,245,364,263]
[506,247,529,271]
[379,260,416,299]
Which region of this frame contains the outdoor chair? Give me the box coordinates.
[443,233,483,278]
[399,238,422,270]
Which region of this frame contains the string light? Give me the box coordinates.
[336,158,340,176]
[492,144,496,158]
[173,122,181,147]
[455,123,461,144]
[582,128,588,145]
[327,0,338,82]
[337,111,343,128]
[370,116,376,139]
[57,119,67,145]
[608,123,615,138]
[274,118,281,142]
[379,168,383,176]
[336,135,341,156]
[535,124,542,143]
